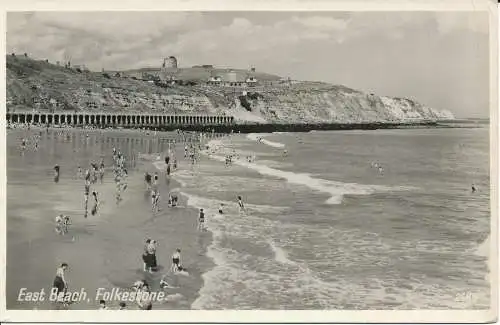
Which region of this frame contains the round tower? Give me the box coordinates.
[163,56,178,68]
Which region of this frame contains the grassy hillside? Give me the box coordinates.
[6,55,454,123]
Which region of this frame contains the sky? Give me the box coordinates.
[6,11,490,118]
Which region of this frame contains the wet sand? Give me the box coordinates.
[7,127,215,310]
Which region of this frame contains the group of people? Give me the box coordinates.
[42,127,240,309]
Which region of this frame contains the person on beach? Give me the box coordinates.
[160,275,175,289]
[91,191,99,216]
[54,164,60,183]
[84,169,91,183]
[92,191,99,205]
[145,172,152,190]
[153,172,159,186]
[218,203,224,215]
[142,239,151,272]
[171,249,182,272]
[472,184,477,193]
[62,215,71,234]
[55,214,64,235]
[99,159,105,183]
[20,138,27,151]
[136,283,153,310]
[147,240,158,272]
[165,155,170,165]
[151,189,160,213]
[52,263,68,299]
[84,179,91,215]
[77,166,83,179]
[118,302,127,310]
[184,145,188,158]
[198,208,206,231]
[237,195,245,213]
[166,163,171,176]
[99,300,108,310]
[173,158,177,170]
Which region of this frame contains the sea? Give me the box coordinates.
[6,125,491,310]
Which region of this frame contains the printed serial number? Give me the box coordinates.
[455,291,477,303]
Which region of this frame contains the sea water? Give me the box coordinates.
[180,127,490,310]
[6,126,490,310]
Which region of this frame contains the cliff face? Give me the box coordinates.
[6,55,454,123]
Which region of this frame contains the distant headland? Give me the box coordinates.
[6,53,455,130]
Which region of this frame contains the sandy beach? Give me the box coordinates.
[7,126,217,310]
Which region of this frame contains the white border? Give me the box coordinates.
[0,0,498,323]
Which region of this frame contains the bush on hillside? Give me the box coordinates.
[238,95,252,112]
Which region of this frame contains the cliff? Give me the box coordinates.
[6,55,454,123]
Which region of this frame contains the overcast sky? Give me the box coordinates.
[7,11,489,118]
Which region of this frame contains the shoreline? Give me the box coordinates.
[150,141,219,310]
[6,119,481,135]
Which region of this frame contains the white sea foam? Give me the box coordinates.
[246,133,285,148]
[202,140,416,205]
[268,240,296,265]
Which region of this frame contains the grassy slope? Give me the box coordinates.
[6,55,453,123]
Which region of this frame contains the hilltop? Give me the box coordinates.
[6,55,454,123]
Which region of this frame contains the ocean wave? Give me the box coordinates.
[203,140,416,205]
[246,133,286,149]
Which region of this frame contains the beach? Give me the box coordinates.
[6,127,215,310]
[6,124,491,310]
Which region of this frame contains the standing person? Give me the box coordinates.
[142,239,151,272]
[52,263,69,299]
[144,173,152,190]
[218,203,224,215]
[165,155,170,166]
[153,172,159,187]
[99,159,105,183]
[91,191,99,216]
[147,240,158,273]
[83,178,91,216]
[237,195,245,213]
[54,165,60,183]
[151,189,160,213]
[198,208,206,231]
[171,249,182,272]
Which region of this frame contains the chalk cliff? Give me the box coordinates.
[6,55,454,123]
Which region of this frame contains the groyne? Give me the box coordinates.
[5,112,447,134]
[6,112,234,127]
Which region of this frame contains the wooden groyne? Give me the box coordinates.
[6,112,234,127]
